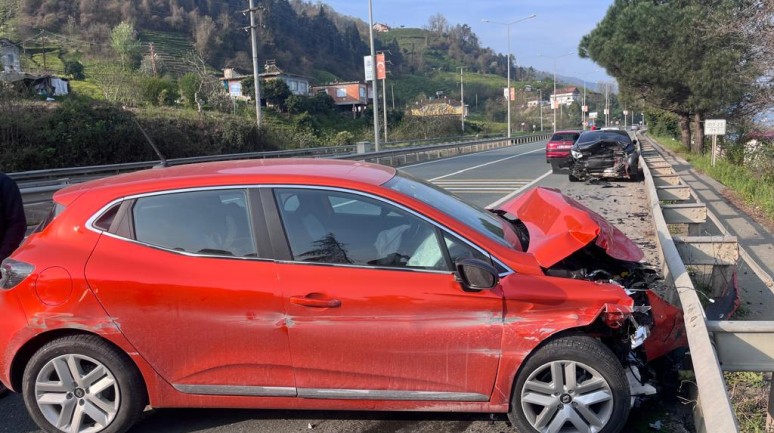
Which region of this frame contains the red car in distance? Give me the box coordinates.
[0,159,686,433]
[546,130,581,173]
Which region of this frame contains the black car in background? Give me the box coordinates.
[568,130,641,182]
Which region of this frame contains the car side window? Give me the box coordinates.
[132,189,256,257]
[274,188,449,271]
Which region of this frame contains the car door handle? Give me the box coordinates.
[289,295,342,308]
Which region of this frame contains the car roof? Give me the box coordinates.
[54,158,397,205]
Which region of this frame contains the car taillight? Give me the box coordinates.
[0,259,34,290]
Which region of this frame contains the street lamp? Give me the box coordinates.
[538,51,573,132]
[482,14,536,139]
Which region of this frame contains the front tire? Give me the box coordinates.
[509,336,630,433]
[22,335,146,433]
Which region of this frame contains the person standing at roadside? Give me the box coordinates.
[0,172,25,398]
[0,172,26,261]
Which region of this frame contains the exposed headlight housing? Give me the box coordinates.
[571,149,583,159]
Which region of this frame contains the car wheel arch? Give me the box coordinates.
[10,329,149,407]
[507,330,628,431]
[504,323,625,402]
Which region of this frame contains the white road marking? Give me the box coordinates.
[432,179,532,194]
[429,148,545,181]
[400,141,547,169]
[487,170,552,208]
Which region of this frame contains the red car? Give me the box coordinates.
[546,130,581,173]
[0,159,686,433]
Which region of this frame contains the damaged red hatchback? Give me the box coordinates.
[0,159,686,433]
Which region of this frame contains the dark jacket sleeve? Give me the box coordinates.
[0,174,27,260]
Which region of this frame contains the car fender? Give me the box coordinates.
[5,255,171,404]
[489,273,633,406]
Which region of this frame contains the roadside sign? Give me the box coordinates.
[376,53,386,80]
[589,112,598,119]
[503,88,515,101]
[582,105,588,113]
[363,55,374,82]
[705,119,726,135]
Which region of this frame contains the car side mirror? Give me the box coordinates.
[455,258,499,291]
[633,139,638,145]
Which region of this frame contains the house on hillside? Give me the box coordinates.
[409,98,466,117]
[219,68,250,100]
[373,23,391,32]
[550,86,581,107]
[312,82,370,118]
[1,38,22,74]
[261,60,311,96]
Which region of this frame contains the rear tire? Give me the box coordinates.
[569,174,580,182]
[22,335,146,433]
[509,336,630,433]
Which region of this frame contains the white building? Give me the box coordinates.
[0,38,21,73]
[550,86,581,107]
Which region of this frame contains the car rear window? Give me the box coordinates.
[132,189,256,258]
[550,133,580,141]
[32,202,65,234]
[576,131,632,144]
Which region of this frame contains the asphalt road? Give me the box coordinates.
[0,141,670,433]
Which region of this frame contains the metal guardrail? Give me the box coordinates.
[639,136,740,433]
[642,133,774,432]
[15,133,549,223]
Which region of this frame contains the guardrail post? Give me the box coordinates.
[356,141,374,154]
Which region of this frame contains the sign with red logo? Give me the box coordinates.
[376,53,386,80]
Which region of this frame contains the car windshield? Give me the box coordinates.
[384,171,520,250]
[550,132,580,141]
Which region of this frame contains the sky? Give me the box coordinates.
[320,0,615,84]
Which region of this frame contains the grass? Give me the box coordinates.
[70,80,105,100]
[651,134,774,223]
[725,372,769,433]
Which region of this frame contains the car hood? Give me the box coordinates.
[495,187,644,268]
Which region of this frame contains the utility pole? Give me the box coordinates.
[245,0,262,128]
[379,51,389,142]
[368,0,380,151]
[539,89,543,132]
[459,66,465,133]
[582,80,587,130]
[605,83,610,127]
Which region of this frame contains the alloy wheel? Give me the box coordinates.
[34,354,120,433]
[520,360,614,433]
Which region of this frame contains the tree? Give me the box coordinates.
[64,60,85,80]
[110,21,141,69]
[580,0,758,153]
[178,72,202,109]
[426,13,449,35]
[263,79,292,112]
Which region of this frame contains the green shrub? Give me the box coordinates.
[140,76,178,106]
